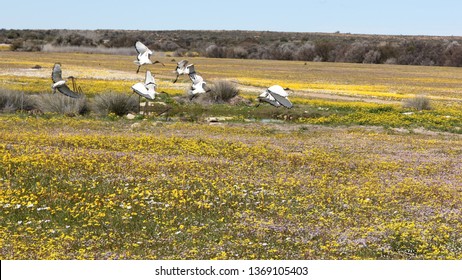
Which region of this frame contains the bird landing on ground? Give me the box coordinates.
[131,70,158,101]
[257,85,293,108]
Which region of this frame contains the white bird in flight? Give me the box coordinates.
[51,63,82,98]
[131,70,158,100]
[173,60,194,83]
[134,41,165,74]
[258,85,293,108]
[188,65,209,99]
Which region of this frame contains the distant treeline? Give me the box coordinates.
[2,29,462,66]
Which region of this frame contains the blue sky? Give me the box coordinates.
[1,0,461,36]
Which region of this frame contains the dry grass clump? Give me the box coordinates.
[35,93,89,116]
[208,80,239,103]
[177,80,240,105]
[92,92,139,116]
[0,89,36,113]
[403,96,432,110]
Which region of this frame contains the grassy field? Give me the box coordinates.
[1,51,462,259]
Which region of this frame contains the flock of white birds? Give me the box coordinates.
[51,41,293,109]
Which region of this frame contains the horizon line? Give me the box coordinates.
[2,28,462,38]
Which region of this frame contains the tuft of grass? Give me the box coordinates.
[182,80,240,105]
[92,92,139,116]
[402,96,432,110]
[208,80,239,103]
[35,93,89,116]
[0,89,36,113]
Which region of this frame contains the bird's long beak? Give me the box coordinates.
[153,61,165,66]
[284,87,294,93]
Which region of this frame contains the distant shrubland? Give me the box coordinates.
[1,29,462,66]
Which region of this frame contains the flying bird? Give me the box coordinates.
[257,85,293,108]
[173,60,194,83]
[131,70,158,101]
[51,63,82,98]
[188,65,209,99]
[134,41,165,74]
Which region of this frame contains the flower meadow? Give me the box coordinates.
[1,116,461,259]
[1,50,462,260]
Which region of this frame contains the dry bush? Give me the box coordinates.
[0,89,36,113]
[92,92,138,116]
[206,80,239,103]
[176,80,240,106]
[363,50,382,64]
[35,94,89,116]
[343,41,368,63]
[402,96,432,110]
[296,42,316,61]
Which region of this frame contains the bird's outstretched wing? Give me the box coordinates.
[190,73,204,85]
[178,60,189,69]
[135,41,150,55]
[267,85,289,97]
[144,71,157,97]
[266,85,292,108]
[57,84,81,98]
[132,82,148,96]
[187,64,196,75]
[259,96,280,107]
[52,63,63,83]
[268,90,293,109]
[145,70,155,85]
[132,82,155,100]
[52,63,81,98]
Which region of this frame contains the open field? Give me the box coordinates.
[1,117,461,259]
[1,51,462,132]
[1,51,462,259]
[2,51,462,102]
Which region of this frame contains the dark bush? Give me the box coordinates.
[314,40,334,62]
[444,41,462,67]
[2,29,462,67]
[343,41,368,63]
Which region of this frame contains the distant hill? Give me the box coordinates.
[1,29,462,66]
